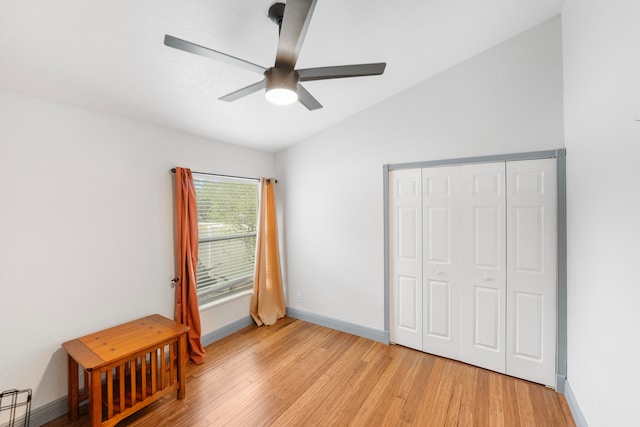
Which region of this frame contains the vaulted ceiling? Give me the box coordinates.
[0,0,565,152]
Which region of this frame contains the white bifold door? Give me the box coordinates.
[421,165,462,361]
[389,169,423,351]
[390,158,557,387]
[458,162,507,373]
[505,159,557,386]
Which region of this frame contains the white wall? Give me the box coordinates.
[276,17,564,331]
[562,1,640,425]
[0,90,274,412]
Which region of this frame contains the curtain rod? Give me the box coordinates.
[170,168,276,183]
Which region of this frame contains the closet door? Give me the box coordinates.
[389,169,423,350]
[506,158,557,386]
[459,162,507,373]
[422,166,461,360]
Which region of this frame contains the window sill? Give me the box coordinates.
[199,289,253,311]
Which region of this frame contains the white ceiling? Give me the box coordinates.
[0,0,565,152]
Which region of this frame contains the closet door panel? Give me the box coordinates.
[427,207,451,263]
[397,276,420,332]
[513,292,543,359]
[506,158,557,387]
[390,169,423,350]
[474,286,501,350]
[422,166,460,360]
[460,163,506,373]
[425,279,451,338]
[474,206,502,268]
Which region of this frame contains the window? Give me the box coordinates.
[193,174,259,305]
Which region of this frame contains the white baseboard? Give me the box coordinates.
[286,307,390,344]
[564,379,589,427]
[25,395,68,427]
[201,315,255,347]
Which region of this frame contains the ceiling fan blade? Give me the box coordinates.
[219,80,266,102]
[275,0,317,69]
[164,35,265,75]
[298,63,386,82]
[297,84,322,110]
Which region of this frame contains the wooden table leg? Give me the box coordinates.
[177,334,187,400]
[90,370,102,427]
[67,355,79,421]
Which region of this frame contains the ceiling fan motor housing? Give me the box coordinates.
[265,68,299,94]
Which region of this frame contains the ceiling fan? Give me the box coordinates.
[164,0,386,110]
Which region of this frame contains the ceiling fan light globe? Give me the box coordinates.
[264,68,300,106]
[266,87,298,105]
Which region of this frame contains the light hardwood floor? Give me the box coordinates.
[45,317,575,426]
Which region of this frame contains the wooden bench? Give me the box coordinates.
[62,314,189,427]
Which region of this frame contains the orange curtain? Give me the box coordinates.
[250,179,286,326]
[174,167,206,364]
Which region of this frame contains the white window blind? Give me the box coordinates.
[193,174,258,305]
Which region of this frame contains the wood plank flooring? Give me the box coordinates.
[45,317,575,426]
